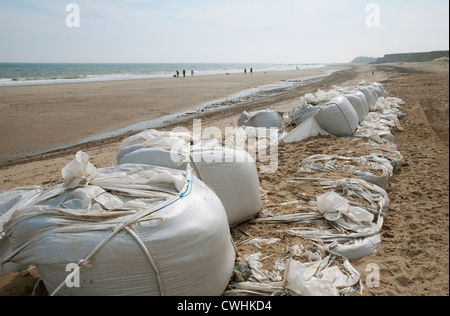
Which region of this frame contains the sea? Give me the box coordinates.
[0,62,325,86]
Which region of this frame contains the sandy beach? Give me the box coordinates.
[0,62,448,296]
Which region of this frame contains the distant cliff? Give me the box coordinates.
[351,56,378,64]
[373,51,449,64]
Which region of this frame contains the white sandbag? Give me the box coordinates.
[344,94,368,123]
[191,146,262,226]
[0,153,235,296]
[116,132,262,226]
[372,83,389,98]
[115,130,194,165]
[359,87,378,109]
[238,110,285,130]
[314,96,359,137]
[118,147,187,170]
[354,91,370,112]
[369,85,384,99]
[117,129,197,154]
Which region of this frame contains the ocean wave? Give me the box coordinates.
[0,63,326,86]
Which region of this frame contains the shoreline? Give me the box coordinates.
[0,64,348,163]
[0,63,328,87]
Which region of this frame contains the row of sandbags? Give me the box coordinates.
[230,82,404,263]
[233,82,399,143]
[0,129,267,296]
[281,83,404,261]
[287,82,391,138]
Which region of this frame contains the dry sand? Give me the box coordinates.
[0,62,448,296]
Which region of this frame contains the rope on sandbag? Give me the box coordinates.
[125,226,165,296]
[49,173,194,296]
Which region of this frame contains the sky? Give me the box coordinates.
[0,0,448,64]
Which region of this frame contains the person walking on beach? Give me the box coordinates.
[183,69,186,77]
[244,68,247,75]
[250,68,253,74]
[176,70,179,78]
[191,70,194,77]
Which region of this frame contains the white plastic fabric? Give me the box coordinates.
[298,154,394,190]
[0,152,236,296]
[344,94,369,123]
[225,247,362,296]
[358,87,378,110]
[118,147,187,170]
[190,144,262,226]
[285,257,360,296]
[329,234,382,261]
[225,126,281,153]
[282,116,330,143]
[238,110,285,131]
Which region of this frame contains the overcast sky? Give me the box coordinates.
[0,0,448,63]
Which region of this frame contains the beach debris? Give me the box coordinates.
[298,153,394,190]
[226,245,362,296]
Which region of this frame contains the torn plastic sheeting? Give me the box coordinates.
[282,116,330,143]
[0,152,236,296]
[358,87,378,109]
[244,253,283,283]
[241,238,281,249]
[285,257,360,296]
[284,178,389,259]
[328,234,382,261]
[298,154,393,190]
[289,98,321,126]
[317,178,390,216]
[227,249,361,296]
[317,192,376,233]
